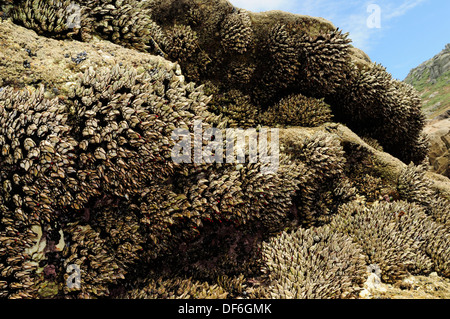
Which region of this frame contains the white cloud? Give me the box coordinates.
[384,0,427,19]
[230,0,294,12]
[229,0,427,53]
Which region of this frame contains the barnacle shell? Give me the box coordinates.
[262,93,333,128]
[220,9,253,54]
[260,225,367,299]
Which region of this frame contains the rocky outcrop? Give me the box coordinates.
[404,44,450,179]
[1,0,427,165]
[404,43,450,120]
[424,117,450,178]
[405,44,450,84]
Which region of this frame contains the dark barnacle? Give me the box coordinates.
[71,51,88,64]
[25,48,36,57]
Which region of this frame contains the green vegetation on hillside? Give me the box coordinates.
[420,70,450,118]
[405,50,450,119]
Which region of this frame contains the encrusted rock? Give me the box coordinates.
[0,0,449,300]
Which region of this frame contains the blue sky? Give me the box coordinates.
[230,0,450,80]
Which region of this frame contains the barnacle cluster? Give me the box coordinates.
[82,0,167,53]
[279,131,348,227]
[9,0,166,53]
[4,0,429,163]
[330,200,449,281]
[0,64,308,298]
[0,63,209,298]
[205,86,259,128]
[397,163,450,229]
[1,0,449,300]
[225,61,256,88]
[427,196,450,228]
[0,86,74,298]
[329,63,427,164]
[262,93,333,128]
[128,275,228,299]
[295,28,353,97]
[162,24,199,62]
[397,163,434,205]
[11,0,80,38]
[260,226,367,299]
[220,9,253,54]
[252,23,300,106]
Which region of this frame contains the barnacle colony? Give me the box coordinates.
[6,0,428,165]
[0,0,449,299]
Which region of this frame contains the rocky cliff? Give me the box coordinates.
[405,44,450,83]
[0,0,449,299]
[424,118,450,178]
[405,44,450,179]
[405,43,450,119]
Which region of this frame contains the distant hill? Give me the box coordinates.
[406,44,450,178]
[404,44,450,119]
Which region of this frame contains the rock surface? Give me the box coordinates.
[405,43,450,84]
[0,18,180,93]
[424,117,450,178]
[404,44,450,179]
[405,43,450,119]
[361,272,450,299]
